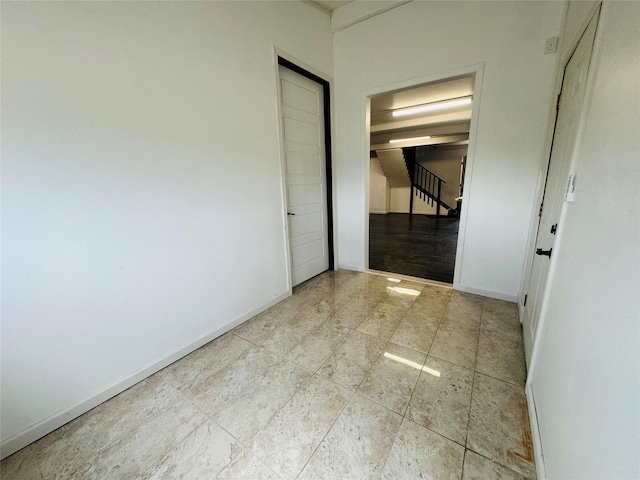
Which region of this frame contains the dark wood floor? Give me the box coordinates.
[369,213,459,283]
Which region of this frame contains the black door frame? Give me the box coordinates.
[278,56,335,270]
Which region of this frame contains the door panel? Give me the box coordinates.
[279,65,329,287]
[522,13,599,364]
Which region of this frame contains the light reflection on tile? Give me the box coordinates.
[358,342,426,415]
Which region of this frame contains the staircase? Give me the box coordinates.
[402,147,456,216]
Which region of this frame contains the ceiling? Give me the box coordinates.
[309,0,352,13]
[370,75,475,151]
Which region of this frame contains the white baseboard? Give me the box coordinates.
[454,284,518,302]
[337,263,363,271]
[526,383,547,480]
[0,291,290,459]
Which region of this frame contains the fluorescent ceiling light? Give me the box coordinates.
[392,97,472,118]
[389,135,431,144]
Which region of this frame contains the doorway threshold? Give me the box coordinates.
[366,269,453,290]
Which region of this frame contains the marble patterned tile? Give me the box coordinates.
[383,282,423,310]
[317,330,387,390]
[34,375,185,480]
[215,359,313,445]
[379,418,465,480]
[358,342,426,414]
[476,330,527,386]
[429,318,480,369]
[412,284,452,317]
[217,449,281,479]
[70,400,208,480]
[257,304,331,354]
[0,446,43,480]
[286,320,351,371]
[467,373,535,478]
[157,333,253,391]
[407,356,474,445]
[390,306,441,353]
[299,394,402,479]
[188,345,281,417]
[251,375,351,480]
[463,450,529,479]
[332,296,378,329]
[444,291,484,327]
[356,302,407,340]
[481,298,522,342]
[146,421,243,479]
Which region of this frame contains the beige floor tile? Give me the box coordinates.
[407,356,474,445]
[0,446,43,480]
[217,449,281,479]
[157,333,253,391]
[286,319,351,371]
[71,400,208,480]
[317,330,386,390]
[215,359,313,445]
[299,394,402,479]
[481,298,522,342]
[188,345,281,417]
[467,373,535,478]
[146,421,243,479]
[33,375,185,480]
[379,418,465,480]
[356,301,407,340]
[463,450,530,479]
[444,291,484,327]
[332,296,379,329]
[358,342,426,415]
[390,306,440,353]
[476,331,526,386]
[412,284,452,317]
[429,318,479,369]
[17,270,535,480]
[250,375,351,480]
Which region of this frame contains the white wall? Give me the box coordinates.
[528,2,640,478]
[389,187,437,215]
[1,1,332,456]
[417,145,467,209]
[333,1,564,298]
[369,156,389,213]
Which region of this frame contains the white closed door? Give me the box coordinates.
[522,13,598,364]
[279,65,329,287]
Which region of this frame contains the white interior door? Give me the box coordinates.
[279,65,329,287]
[522,14,599,364]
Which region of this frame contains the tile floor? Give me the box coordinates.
[2,270,535,480]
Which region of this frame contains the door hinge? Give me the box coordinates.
[551,223,557,234]
[539,202,543,217]
[523,294,528,306]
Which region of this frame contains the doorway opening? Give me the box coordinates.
[368,75,475,283]
[277,56,334,287]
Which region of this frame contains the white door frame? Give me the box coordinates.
[363,63,485,288]
[273,48,336,291]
